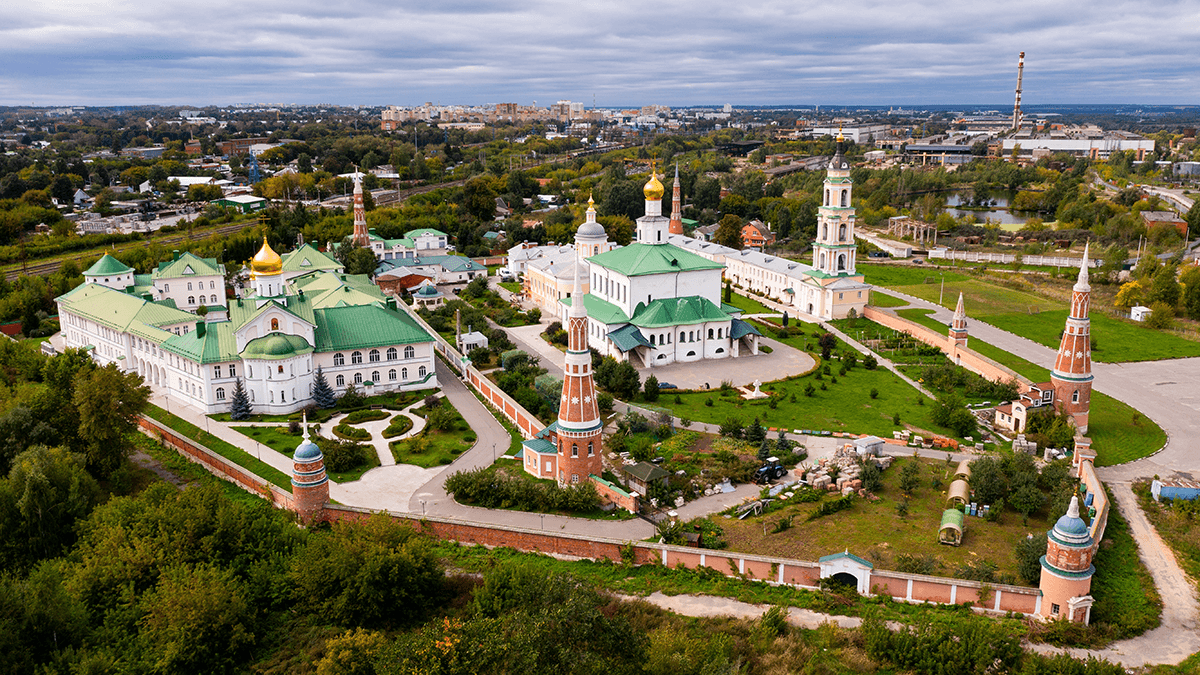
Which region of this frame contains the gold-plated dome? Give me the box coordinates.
[251,235,282,275]
[643,172,664,201]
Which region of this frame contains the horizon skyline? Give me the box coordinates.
[4,0,1198,108]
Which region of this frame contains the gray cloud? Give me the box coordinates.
[1,0,1197,105]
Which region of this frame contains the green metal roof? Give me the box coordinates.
[560,294,631,325]
[624,461,669,483]
[607,324,650,352]
[84,254,133,276]
[406,228,447,238]
[153,252,224,279]
[242,333,314,360]
[729,318,762,340]
[522,437,556,455]
[311,304,433,351]
[57,283,197,334]
[587,242,723,277]
[630,296,731,329]
[229,297,317,333]
[818,551,874,569]
[160,321,240,364]
[281,244,342,273]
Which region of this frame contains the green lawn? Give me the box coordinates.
[896,307,949,335]
[390,399,476,468]
[892,278,1056,315]
[867,291,909,308]
[979,310,1200,363]
[235,425,381,483]
[725,291,777,315]
[499,281,523,294]
[724,456,1048,581]
[858,262,973,288]
[143,405,293,491]
[657,355,973,442]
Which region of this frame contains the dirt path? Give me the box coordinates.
[129,449,189,488]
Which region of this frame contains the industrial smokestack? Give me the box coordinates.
[1012,52,1025,131]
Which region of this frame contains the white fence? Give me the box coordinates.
[927,248,1097,268]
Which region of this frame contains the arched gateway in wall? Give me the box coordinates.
[818,550,873,594]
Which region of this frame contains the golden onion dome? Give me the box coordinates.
[251,235,283,275]
[643,172,664,201]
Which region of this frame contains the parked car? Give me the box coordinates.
[657,381,677,389]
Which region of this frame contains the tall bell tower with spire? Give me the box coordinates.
[1051,244,1093,433]
[351,171,369,248]
[635,162,669,245]
[668,163,684,235]
[813,130,858,277]
[555,248,603,486]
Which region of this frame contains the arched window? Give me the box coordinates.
[277,364,284,373]
[216,387,226,400]
[402,367,408,380]
[841,190,848,207]
[336,374,345,387]
[271,318,279,331]
[369,349,380,362]
[718,328,723,338]
[209,281,215,289]
[351,351,363,364]
[187,282,193,291]
[387,347,397,360]
[820,252,827,268]
[371,370,379,383]
[210,294,217,303]
[389,369,397,381]
[354,372,363,384]
[587,442,594,456]
[650,334,656,346]
[837,254,846,272]
[333,353,344,366]
[822,224,828,239]
[824,189,829,206]
[708,328,714,339]
[571,444,578,457]
[404,345,415,359]
[188,296,195,305]
[418,366,427,378]
[1072,390,1079,403]
[679,331,685,343]
[838,224,846,241]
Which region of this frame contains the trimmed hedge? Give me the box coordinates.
[381,415,414,439]
[344,409,389,424]
[332,424,372,442]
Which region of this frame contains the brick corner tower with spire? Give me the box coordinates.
[291,415,329,524]
[949,291,968,348]
[352,171,369,248]
[555,248,604,486]
[668,162,684,235]
[1051,244,1093,434]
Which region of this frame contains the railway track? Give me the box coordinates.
[3,222,255,281]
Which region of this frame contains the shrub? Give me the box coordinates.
[333,424,371,441]
[318,437,369,472]
[344,409,388,424]
[444,467,600,513]
[381,415,414,439]
[869,388,878,399]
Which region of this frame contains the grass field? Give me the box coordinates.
[979,310,1200,363]
[499,281,523,294]
[235,425,381,483]
[867,291,910,308]
[724,456,1049,580]
[144,405,293,491]
[725,291,777,315]
[1135,481,1200,592]
[896,307,949,334]
[858,262,973,288]
[656,349,972,441]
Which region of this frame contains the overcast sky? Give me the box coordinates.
[3,0,1198,107]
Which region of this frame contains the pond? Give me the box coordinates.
[943,191,1033,228]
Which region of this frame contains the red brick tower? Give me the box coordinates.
[352,172,369,247]
[1038,495,1095,623]
[668,163,684,235]
[1051,243,1093,433]
[556,249,603,486]
[949,291,968,348]
[291,416,329,524]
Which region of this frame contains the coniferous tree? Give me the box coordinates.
[312,366,336,409]
[229,377,252,421]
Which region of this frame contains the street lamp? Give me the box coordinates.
[540,514,545,531]
[939,273,945,307]
[420,500,426,515]
[493,442,496,462]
